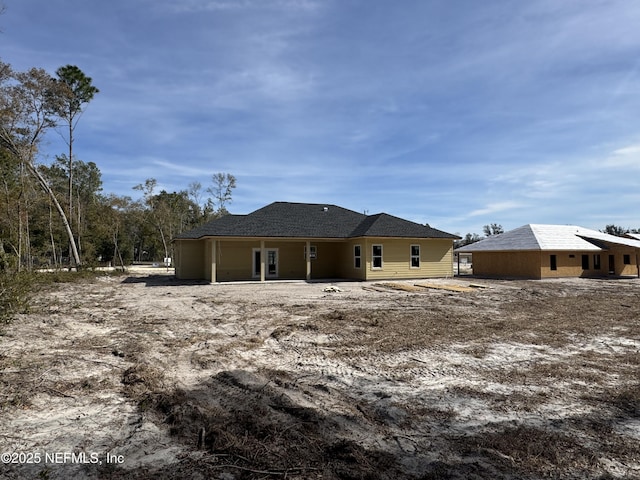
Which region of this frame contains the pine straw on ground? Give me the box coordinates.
[1,276,639,479]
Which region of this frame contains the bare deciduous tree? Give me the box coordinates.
[207,172,236,216]
[0,62,81,268]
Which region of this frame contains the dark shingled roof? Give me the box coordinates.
[175,202,459,240]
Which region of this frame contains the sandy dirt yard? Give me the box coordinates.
[1,270,639,479]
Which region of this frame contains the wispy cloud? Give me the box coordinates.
[612,145,640,156]
[149,160,214,178]
[5,0,640,233]
[158,0,321,14]
[607,144,640,168]
[467,201,525,218]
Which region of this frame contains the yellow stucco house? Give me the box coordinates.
[456,224,640,279]
[173,202,459,282]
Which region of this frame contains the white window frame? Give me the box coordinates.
[410,244,420,269]
[304,245,317,260]
[372,244,383,270]
[354,245,361,269]
[252,248,279,278]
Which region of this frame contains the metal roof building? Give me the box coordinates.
[456,224,640,279]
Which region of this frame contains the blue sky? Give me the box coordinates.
[3,0,640,236]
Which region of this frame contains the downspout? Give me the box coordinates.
[211,239,217,283]
[306,240,311,281]
[260,240,266,282]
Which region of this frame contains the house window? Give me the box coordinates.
[582,255,589,270]
[268,250,277,275]
[624,254,631,265]
[410,245,420,268]
[252,248,279,278]
[372,245,383,269]
[354,245,361,269]
[304,245,317,260]
[550,255,557,271]
[593,254,601,270]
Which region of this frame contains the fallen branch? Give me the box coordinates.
[414,283,474,293]
[208,463,319,476]
[44,387,75,399]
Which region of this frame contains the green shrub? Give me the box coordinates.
[0,269,127,327]
[0,271,35,325]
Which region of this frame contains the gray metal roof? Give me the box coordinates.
[175,202,459,240]
[456,224,640,252]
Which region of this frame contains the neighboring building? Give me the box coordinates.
[455,224,640,279]
[173,202,459,282]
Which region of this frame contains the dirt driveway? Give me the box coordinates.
[1,273,639,479]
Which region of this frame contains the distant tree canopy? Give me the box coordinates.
[455,233,483,248]
[483,223,504,236]
[455,223,503,248]
[602,225,632,236]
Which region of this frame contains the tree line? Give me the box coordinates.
[0,59,235,272]
[455,224,504,248]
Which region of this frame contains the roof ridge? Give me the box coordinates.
[271,200,347,207]
[175,202,457,240]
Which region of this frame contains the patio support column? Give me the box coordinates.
[306,240,311,281]
[260,240,266,282]
[210,239,217,283]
